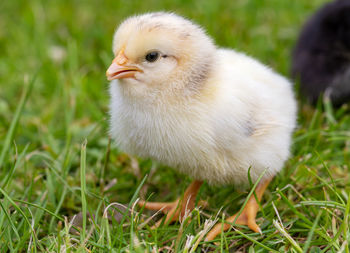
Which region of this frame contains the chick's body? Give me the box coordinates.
[110,41,296,186]
[107,12,297,239]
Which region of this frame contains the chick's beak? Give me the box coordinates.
[106,50,142,81]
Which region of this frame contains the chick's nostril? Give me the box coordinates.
[116,57,127,65]
[114,50,128,65]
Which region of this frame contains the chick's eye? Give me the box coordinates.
[145,51,159,62]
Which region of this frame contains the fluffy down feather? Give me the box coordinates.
[291,0,350,105]
[109,12,297,186]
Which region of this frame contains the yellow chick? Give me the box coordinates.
[106,12,297,241]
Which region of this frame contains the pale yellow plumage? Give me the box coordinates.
[106,12,297,240]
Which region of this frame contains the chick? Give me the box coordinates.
[292,0,350,105]
[106,12,297,241]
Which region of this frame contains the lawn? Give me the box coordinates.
[1,0,349,252]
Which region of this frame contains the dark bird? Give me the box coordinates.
[291,0,350,105]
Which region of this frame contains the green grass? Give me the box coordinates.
[1,0,350,251]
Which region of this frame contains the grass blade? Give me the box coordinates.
[342,191,350,253]
[0,74,36,169]
[1,144,29,189]
[0,187,39,250]
[233,228,279,253]
[0,200,20,241]
[303,210,322,252]
[273,220,303,253]
[80,139,88,244]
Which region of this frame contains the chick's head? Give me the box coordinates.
[107,13,216,97]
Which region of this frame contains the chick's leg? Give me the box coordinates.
[138,180,203,228]
[205,179,271,241]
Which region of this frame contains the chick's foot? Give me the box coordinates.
[138,180,203,228]
[205,179,271,241]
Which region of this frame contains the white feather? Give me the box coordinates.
[109,12,297,186]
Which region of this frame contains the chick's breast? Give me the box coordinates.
[109,49,296,186]
[109,83,221,182]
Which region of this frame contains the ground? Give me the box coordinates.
[0,0,349,252]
